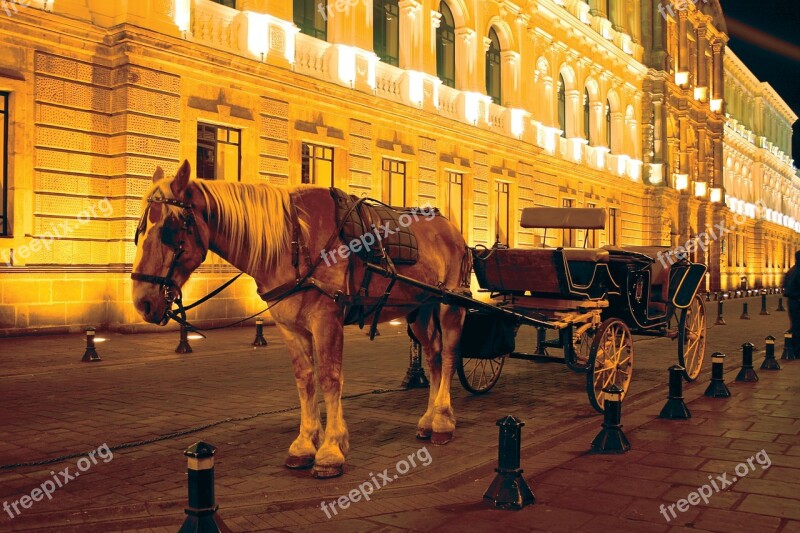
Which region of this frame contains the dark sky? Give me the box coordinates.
[721,0,800,160]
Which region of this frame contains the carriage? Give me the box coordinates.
[133,164,709,478]
[457,207,708,412]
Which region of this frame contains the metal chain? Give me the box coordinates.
[0,387,407,470]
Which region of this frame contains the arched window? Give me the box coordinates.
[485,28,502,104]
[374,0,399,66]
[557,75,566,137]
[583,89,591,141]
[294,0,327,40]
[436,2,456,88]
[605,100,612,150]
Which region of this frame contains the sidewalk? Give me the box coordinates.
[0,293,797,532]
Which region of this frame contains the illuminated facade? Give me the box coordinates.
[722,50,800,291]
[0,0,796,332]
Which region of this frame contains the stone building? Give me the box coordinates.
[0,0,796,333]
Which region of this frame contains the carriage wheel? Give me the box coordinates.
[678,295,707,381]
[457,354,505,395]
[586,318,634,413]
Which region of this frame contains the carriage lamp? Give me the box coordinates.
[761,336,780,370]
[659,365,691,420]
[252,317,268,347]
[483,415,535,509]
[590,384,630,454]
[81,327,104,362]
[735,343,759,383]
[704,353,731,397]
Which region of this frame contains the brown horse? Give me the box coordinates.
[132,160,471,478]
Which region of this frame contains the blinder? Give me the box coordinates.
[131,195,204,320]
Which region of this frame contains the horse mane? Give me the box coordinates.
[194,180,292,274]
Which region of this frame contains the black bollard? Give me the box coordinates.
[760,336,781,370]
[706,291,711,302]
[483,415,535,510]
[715,300,726,326]
[760,294,770,316]
[590,384,630,453]
[781,331,796,361]
[740,303,751,320]
[704,352,731,398]
[179,442,230,533]
[735,343,759,382]
[776,297,785,312]
[176,325,193,354]
[658,365,691,420]
[252,317,268,347]
[402,338,430,389]
[81,327,102,362]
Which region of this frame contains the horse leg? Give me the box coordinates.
[409,307,442,440]
[310,318,349,479]
[430,304,463,445]
[278,325,323,470]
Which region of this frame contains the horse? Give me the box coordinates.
[131,160,472,478]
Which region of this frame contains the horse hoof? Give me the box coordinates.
[285,454,315,470]
[312,463,343,479]
[430,431,453,445]
[416,428,432,440]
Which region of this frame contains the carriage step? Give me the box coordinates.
[510,352,565,364]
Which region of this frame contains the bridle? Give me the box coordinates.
[131,194,206,325]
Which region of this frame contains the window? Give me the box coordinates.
[586,203,597,247]
[0,92,7,236]
[446,171,463,232]
[485,28,502,104]
[196,123,241,181]
[294,0,327,40]
[558,75,566,137]
[374,0,399,66]
[212,0,236,7]
[495,181,510,246]
[607,207,618,246]
[605,100,612,151]
[436,2,456,88]
[382,159,406,206]
[583,89,591,141]
[301,143,334,186]
[562,199,575,247]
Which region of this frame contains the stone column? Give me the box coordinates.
[399,0,423,71]
[677,11,689,78]
[696,25,708,95]
[456,28,478,92]
[500,50,520,108]
[712,41,724,101]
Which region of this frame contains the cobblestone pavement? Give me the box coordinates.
[0,294,797,532]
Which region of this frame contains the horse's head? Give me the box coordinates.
[132,160,210,324]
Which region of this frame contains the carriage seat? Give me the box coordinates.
[604,245,671,303]
[562,248,609,263]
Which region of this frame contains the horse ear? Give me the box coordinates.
[171,160,191,199]
[153,166,164,183]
